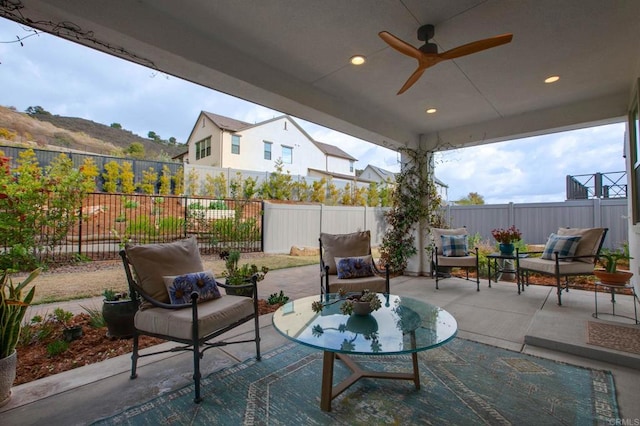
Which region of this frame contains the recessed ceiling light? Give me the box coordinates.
[545,75,560,83]
[426,108,437,114]
[350,55,366,65]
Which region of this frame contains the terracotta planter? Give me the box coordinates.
[593,269,633,286]
[0,350,17,408]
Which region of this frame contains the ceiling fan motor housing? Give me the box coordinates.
[417,25,438,54]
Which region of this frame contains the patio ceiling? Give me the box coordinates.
[2,0,639,152]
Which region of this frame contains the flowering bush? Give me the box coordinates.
[491,225,522,244]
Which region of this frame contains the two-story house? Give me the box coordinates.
[359,164,449,202]
[184,111,357,177]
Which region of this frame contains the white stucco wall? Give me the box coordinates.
[188,115,222,167]
[220,117,326,175]
[326,155,354,176]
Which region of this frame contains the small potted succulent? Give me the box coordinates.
[102,289,137,338]
[219,250,269,297]
[594,246,633,286]
[311,289,382,316]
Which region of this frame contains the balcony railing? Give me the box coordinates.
[566,171,627,200]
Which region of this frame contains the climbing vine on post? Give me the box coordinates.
[379,147,444,273]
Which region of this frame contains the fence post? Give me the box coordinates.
[593,198,602,228]
[183,195,188,237]
[595,173,603,198]
[78,199,84,257]
[508,202,515,226]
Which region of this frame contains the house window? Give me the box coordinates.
[264,141,272,160]
[349,160,354,173]
[231,135,240,155]
[282,146,293,164]
[195,137,211,160]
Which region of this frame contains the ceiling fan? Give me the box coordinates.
[379,24,513,95]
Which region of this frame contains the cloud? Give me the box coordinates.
[435,123,626,203]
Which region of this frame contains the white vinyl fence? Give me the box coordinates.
[262,199,628,254]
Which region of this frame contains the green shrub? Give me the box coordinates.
[46,340,69,357]
[208,200,227,210]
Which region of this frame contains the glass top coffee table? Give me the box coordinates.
[272,293,458,411]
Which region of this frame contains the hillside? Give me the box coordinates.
[0,105,186,160]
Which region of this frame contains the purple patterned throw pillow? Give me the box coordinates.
[162,270,222,305]
[335,255,375,279]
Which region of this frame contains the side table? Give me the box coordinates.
[592,281,639,324]
[487,253,528,294]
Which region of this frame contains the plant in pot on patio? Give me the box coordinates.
[52,307,84,342]
[594,246,633,286]
[219,250,269,297]
[491,225,522,255]
[102,289,137,339]
[0,268,39,407]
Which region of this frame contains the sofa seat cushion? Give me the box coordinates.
[518,257,595,275]
[436,254,477,267]
[134,295,254,340]
[327,274,387,294]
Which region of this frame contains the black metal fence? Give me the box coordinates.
[566,171,627,200]
[37,193,263,263]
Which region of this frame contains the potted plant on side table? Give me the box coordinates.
[491,225,522,255]
[220,250,269,297]
[102,289,137,339]
[0,268,40,407]
[593,246,633,286]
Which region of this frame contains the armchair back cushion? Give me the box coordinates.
[125,236,204,308]
[320,231,371,274]
[556,227,606,263]
[431,227,468,255]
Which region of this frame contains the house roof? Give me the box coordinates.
[200,111,358,160]
[364,164,448,187]
[312,141,357,161]
[202,111,252,132]
[308,168,374,183]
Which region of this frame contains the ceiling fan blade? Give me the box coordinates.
[397,66,427,95]
[439,33,513,60]
[379,31,422,60]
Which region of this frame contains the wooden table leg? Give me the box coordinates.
[320,351,335,412]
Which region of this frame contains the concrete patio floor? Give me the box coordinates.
[3,265,640,425]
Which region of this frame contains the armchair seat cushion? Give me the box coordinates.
[435,254,477,267]
[326,274,387,294]
[518,257,595,275]
[134,295,254,340]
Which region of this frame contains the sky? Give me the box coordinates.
[0,17,627,204]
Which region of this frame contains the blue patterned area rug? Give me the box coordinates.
[93,339,618,425]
